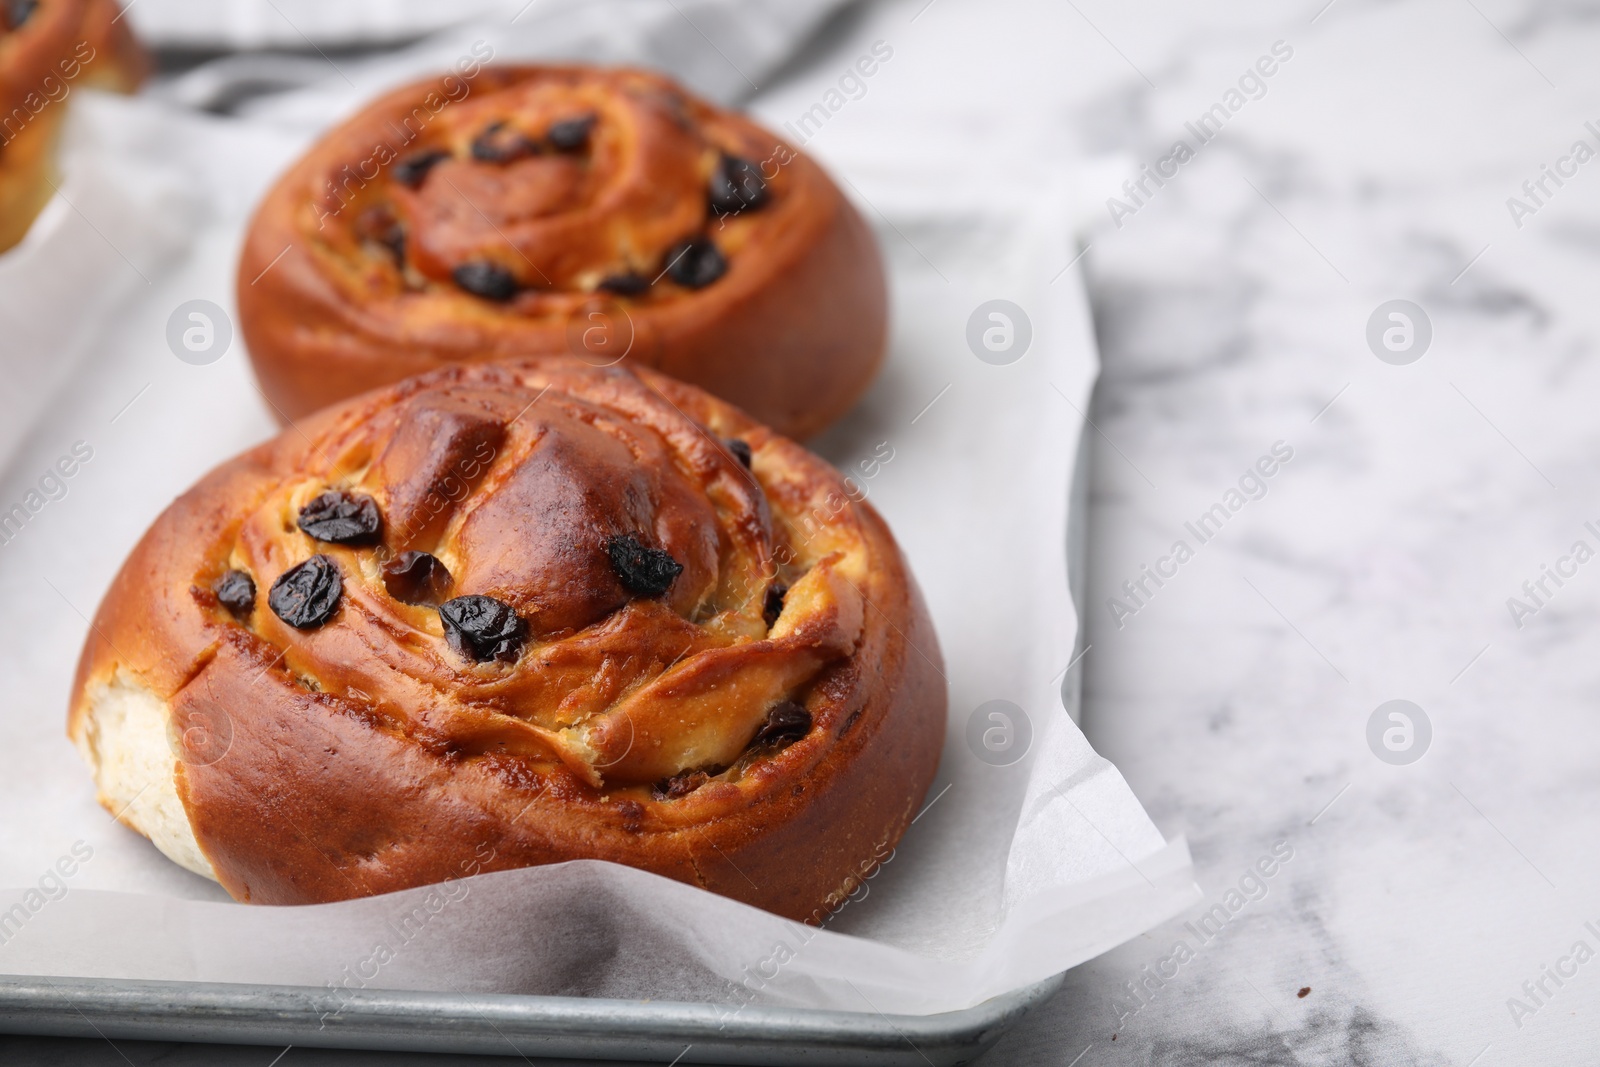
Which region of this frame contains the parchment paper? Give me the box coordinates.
[0,1,1199,1016]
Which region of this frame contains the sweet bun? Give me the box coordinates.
[0,0,148,252]
[237,64,888,441]
[69,357,945,921]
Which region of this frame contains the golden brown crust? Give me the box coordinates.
[69,358,944,920]
[237,65,888,441]
[0,0,148,250]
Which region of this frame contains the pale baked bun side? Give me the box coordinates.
[71,669,218,880]
[237,65,888,441]
[0,0,148,251]
[69,358,945,921]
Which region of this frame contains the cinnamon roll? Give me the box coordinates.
[0,0,148,251]
[69,357,945,921]
[237,65,888,440]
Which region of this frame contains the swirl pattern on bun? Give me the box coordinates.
[238,65,888,440]
[69,358,945,921]
[0,0,148,251]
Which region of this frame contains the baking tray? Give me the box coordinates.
[0,971,1063,1064]
[0,422,1094,1062]
[0,421,1094,1064]
[0,417,1095,1063]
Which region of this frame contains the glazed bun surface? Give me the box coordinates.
[0,0,148,251]
[239,65,888,440]
[69,358,944,921]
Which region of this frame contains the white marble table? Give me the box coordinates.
[985,1,1600,1063]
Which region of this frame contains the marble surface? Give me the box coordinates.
[991,1,1600,1064]
[6,0,1600,1063]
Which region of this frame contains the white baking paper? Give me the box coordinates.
[0,2,1199,1017]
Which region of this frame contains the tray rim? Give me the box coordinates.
[0,970,1066,1065]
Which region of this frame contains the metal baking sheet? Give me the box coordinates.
[0,422,1094,1063]
[0,972,1063,1065]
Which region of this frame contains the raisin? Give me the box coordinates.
[709,154,769,215]
[439,595,526,663]
[598,272,650,296]
[268,556,343,630]
[382,551,452,606]
[753,701,811,749]
[664,238,726,289]
[606,534,684,597]
[763,583,787,627]
[726,438,752,468]
[393,150,451,188]
[213,570,256,617]
[297,490,383,546]
[353,204,405,266]
[453,261,519,302]
[470,121,540,163]
[652,770,709,801]
[617,799,645,830]
[547,114,596,152]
